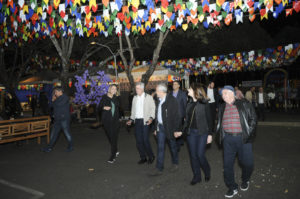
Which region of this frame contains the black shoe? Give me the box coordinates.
[148,156,155,164]
[66,147,73,152]
[107,156,116,164]
[138,158,147,164]
[190,177,201,185]
[204,176,210,182]
[41,147,52,153]
[240,181,249,191]
[224,189,238,198]
[148,168,163,176]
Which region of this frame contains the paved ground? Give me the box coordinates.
[0,112,300,199]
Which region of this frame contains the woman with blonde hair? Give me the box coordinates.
[99,84,121,163]
[176,83,213,185]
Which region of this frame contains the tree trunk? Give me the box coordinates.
[141,30,169,88]
[118,35,135,93]
[50,35,75,95]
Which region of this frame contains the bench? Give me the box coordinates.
[0,116,50,145]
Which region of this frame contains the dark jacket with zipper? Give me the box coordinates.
[155,94,181,140]
[99,94,120,128]
[182,98,213,136]
[216,99,257,144]
[52,94,70,121]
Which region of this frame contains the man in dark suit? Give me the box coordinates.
[172,81,187,151]
[149,83,182,176]
[205,81,218,133]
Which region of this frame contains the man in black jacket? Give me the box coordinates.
[216,86,257,198]
[172,81,187,151]
[42,87,73,152]
[149,83,181,176]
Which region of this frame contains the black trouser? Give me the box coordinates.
[223,134,253,190]
[209,102,216,132]
[258,104,265,121]
[104,122,119,158]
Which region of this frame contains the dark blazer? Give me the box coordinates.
[155,94,181,140]
[52,94,70,121]
[172,90,187,119]
[182,98,213,136]
[99,95,120,127]
[216,99,257,144]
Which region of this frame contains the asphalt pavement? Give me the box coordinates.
[0,112,300,199]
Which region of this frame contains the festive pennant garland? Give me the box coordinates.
[0,0,300,45]
[160,43,300,75]
[29,42,300,76]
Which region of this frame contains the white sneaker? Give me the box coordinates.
[225,189,238,198]
[240,181,250,191]
[116,152,120,157]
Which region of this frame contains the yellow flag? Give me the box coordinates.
[74,0,81,6]
[182,24,188,31]
[131,0,140,8]
[23,5,29,13]
[37,7,43,16]
[89,0,96,8]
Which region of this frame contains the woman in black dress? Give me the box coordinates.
[177,83,213,185]
[99,84,120,163]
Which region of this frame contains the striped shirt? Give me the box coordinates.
[222,104,242,133]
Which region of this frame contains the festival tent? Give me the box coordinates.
[115,65,182,92]
[16,70,58,106]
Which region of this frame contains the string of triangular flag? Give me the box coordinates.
[0,0,299,45]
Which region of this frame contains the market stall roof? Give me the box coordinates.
[19,70,59,85]
[117,65,181,78]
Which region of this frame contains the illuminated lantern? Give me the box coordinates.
[69,81,72,88]
[85,80,88,88]
[18,85,21,90]
[34,84,38,88]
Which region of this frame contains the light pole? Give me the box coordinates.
[90,42,118,82]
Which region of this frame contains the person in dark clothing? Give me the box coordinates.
[176,83,213,185]
[39,92,49,115]
[42,87,73,152]
[99,84,121,163]
[172,81,187,152]
[31,95,37,117]
[217,85,257,198]
[149,83,181,176]
[205,81,218,133]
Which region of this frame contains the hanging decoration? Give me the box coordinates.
[29,42,300,76]
[160,43,300,75]
[0,0,299,45]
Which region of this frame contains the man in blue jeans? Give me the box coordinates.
[42,87,73,152]
[216,86,257,198]
[149,83,181,176]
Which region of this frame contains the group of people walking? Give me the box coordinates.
[42,81,257,198]
[124,81,256,198]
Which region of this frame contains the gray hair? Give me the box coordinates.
[136,82,145,89]
[156,83,168,93]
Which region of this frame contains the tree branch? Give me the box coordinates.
[141,30,169,85]
[67,34,75,59]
